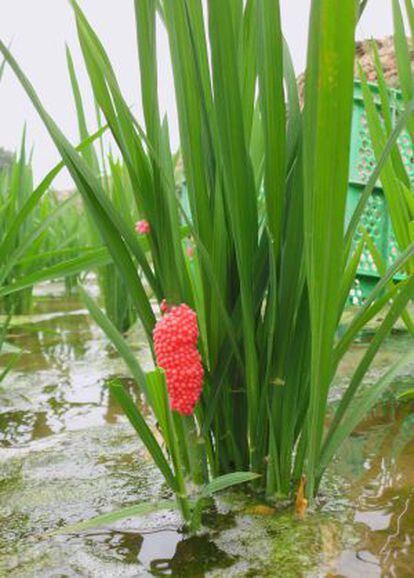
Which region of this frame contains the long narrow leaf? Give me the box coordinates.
[52,500,176,535]
[109,380,178,492]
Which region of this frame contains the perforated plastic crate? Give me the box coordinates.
[347,81,410,306]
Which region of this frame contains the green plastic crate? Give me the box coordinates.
[347,81,410,306]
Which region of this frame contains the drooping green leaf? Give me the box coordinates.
[0,248,111,298]
[79,286,148,392]
[200,471,260,497]
[109,380,178,492]
[52,500,176,535]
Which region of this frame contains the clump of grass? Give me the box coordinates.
[0,0,413,531]
[0,62,112,303]
[0,129,103,312]
[0,130,36,314]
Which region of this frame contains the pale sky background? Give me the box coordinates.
[0,1,392,189]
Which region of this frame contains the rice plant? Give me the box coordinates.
[1,55,112,302]
[1,0,413,531]
[0,130,101,311]
[0,130,41,314]
[0,132,113,305]
[99,157,139,332]
[67,48,139,331]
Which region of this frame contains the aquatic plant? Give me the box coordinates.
[0,131,36,313]
[67,49,139,332]
[0,60,113,304]
[1,0,413,531]
[0,131,109,312]
[0,139,113,306]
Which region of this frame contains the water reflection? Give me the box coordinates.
[0,293,145,447]
[0,410,53,446]
[83,529,235,576]
[332,403,414,577]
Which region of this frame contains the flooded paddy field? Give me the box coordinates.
[0,283,413,577]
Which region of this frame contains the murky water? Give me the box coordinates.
[0,283,413,577]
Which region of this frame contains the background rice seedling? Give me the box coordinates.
[0,61,112,305]
[0,133,109,314]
